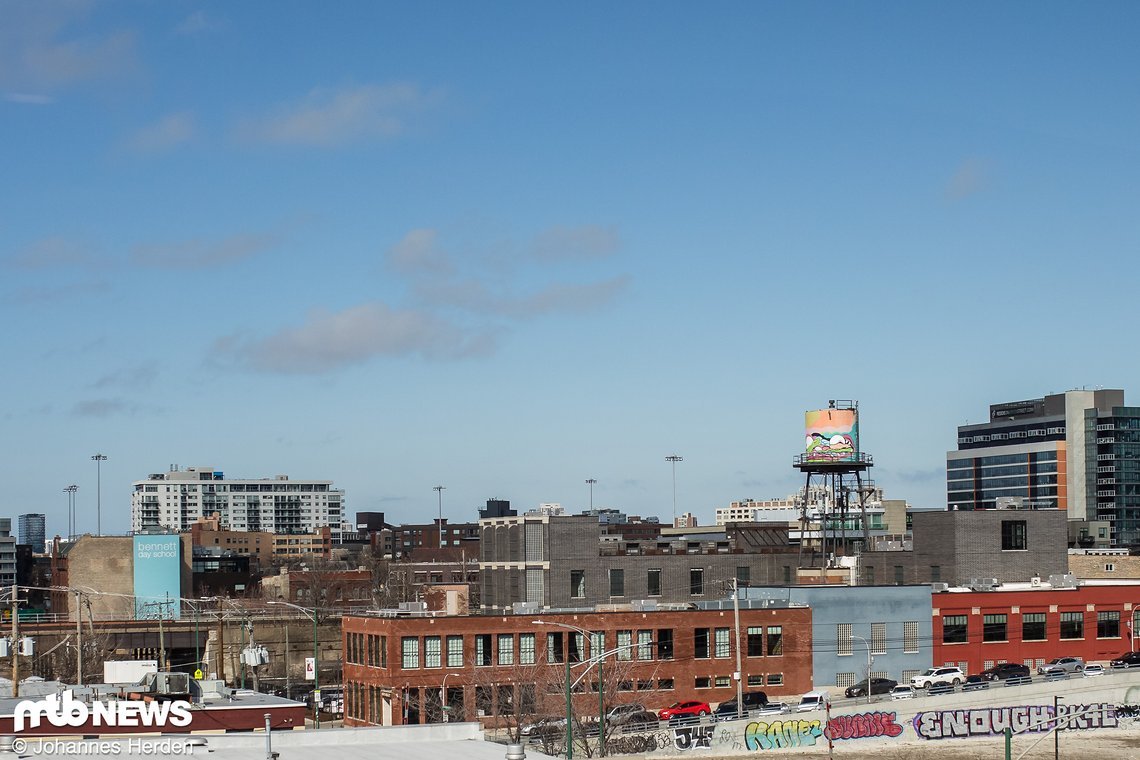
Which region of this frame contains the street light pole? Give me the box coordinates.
[535,620,610,759]
[64,485,78,540]
[91,454,107,536]
[269,601,320,729]
[851,634,873,705]
[586,479,597,511]
[665,455,682,526]
[434,486,446,548]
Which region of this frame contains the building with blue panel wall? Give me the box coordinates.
[133,533,183,620]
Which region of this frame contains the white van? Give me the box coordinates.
[796,690,830,712]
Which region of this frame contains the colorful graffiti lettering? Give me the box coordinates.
[913,704,1117,740]
[824,711,904,741]
[745,719,823,750]
[673,725,714,751]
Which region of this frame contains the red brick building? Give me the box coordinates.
[932,581,1140,675]
[342,606,813,726]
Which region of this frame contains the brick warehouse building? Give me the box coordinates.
[341,605,812,726]
[931,580,1140,675]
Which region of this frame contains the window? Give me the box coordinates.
[547,632,564,664]
[836,672,856,688]
[694,676,711,689]
[647,568,662,597]
[747,675,765,687]
[658,628,674,660]
[1098,611,1121,639]
[570,570,585,598]
[447,635,463,668]
[1106,563,1116,572]
[616,630,632,661]
[609,568,625,598]
[695,628,710,659]
[401,637,419,669]
[690,568,704,596]
[747,626,765,657]
[569,633,584,663]
[783,566,792,585]
[498,634,514,665]
[714,676,731,688]
[1001,520,1027,550]
[767,626,782,656]
[943,615,968,644]
[1022,613,1046,641]
[658,678,674,690]
[931,566,941,583]
[870,623,886,655]
[424,636,441,669]
[893,565,904,585]
[903,622,919,653]
[637,630,653,660]
[590,632,604,659]
[715,628,730,658]
[475,634,493,666]
[1060,611,1084,639]
[837,623,853,655]
[766,673,783,686]
[983,614,1008,642]
[736,566,750,587]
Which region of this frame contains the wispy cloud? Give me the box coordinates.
[419,275,631,318]
[175,11,221,36]
[530,225,620,262]
[131,232,278,270]
[945,157,989,200]
[0,4,140,93]
[71,398,135,418]
[90,362,158,391]
[4,92,54,105]
[9,237,99,270]
[385,228,452,275]
[237,83,441,147]
[124,112,195,153]
[212,303,498,373]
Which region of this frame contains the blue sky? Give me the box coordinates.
[3,2,1139,537]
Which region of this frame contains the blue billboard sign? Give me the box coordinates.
[133,534,182,620]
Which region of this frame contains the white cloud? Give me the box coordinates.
[10,236,98,269]
[417,275,631,318]
[238,83,440,147]
[0,3,139,92]
[125,112,195,153]
[71,398,134,418]
[131,232,278,270]
[214,303,497,373]
[530,225,620,261]
[385,228,452,275]
[4,92,54,105]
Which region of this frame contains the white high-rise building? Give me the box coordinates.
[131,466,344,540]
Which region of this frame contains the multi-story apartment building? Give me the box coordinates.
[18,513,46,553]
[948,389,1140,545]
[0,519,16,587]
[131,466,344,539]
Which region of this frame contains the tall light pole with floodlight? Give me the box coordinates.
[665,455,683,526]
[586,479,597,511]
[434,485,446,548]
[64,485,78,539]
[92,454,107,536]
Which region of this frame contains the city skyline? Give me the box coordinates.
[3,4,1138,534]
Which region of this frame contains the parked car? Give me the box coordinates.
[962,675,990,691]
[796,690,830,712]
[911,666,965,688]
[606,703,649,726]
[1038,657,1085,675]
[521,717,566,739]
[844,677,897,699]
[889,685,915,700]
[928,681,956,695]
[714,690,769,720]
[979,663,1031,681]
[754,702,791,715]
[657,701,711,722]
[1084,664,1105,676]
[1110,652,1140,669]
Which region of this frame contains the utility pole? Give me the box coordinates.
[284,622,291,698]
[732,578,743,718]
[10,585,19,698]
[75,589,83,686]
[217,608,227,683]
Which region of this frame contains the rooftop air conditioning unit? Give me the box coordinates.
[512,602,540,615]
[631,599,658,612]
[930,583,950,592]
